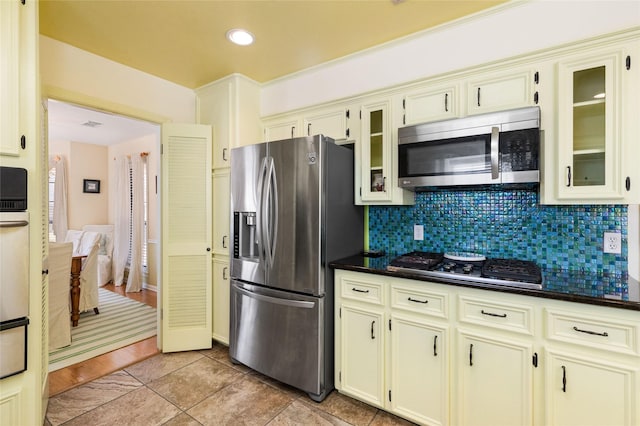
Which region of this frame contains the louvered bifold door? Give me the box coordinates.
[161,123,212,352]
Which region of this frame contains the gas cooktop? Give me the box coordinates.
[387,251,543,290]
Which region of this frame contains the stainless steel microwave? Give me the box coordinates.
[397,106,540,189]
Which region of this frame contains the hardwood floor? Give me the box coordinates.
[48,284,160,397]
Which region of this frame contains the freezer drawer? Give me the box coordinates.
[230,280,326,398]
[0,318,29,379]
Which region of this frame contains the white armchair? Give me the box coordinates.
[82,224,114,286]
[48,242,73,350]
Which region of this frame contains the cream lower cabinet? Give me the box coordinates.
[212,257,230,344]
[455,330,533,426]
[339,304,386,407]
[336,269,640,426]
[544,349,637,426]
[212,169,230,256]
[335,271,448,425]
[390,313,448,426]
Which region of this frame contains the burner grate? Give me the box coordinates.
[388,251,443,271]
[482,258,541,283]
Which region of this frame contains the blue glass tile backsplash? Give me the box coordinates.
[369,188,628,276]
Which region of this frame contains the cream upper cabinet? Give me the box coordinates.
[356,98,414,206]
[196,75,262,168]
[303,107,352,142]
[212,169,230,256]
[0,0,21,156]
[401,83,459,126]
[212,257,230,344]
[466,68,538,116]
[555,44,638,203]
[263,117,301,142]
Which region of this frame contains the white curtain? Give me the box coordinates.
[113,156,131,286]
[51,156,68,242]
[126,155,146,292]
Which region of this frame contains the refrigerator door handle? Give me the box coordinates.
[268,157,278,267]
[257,157,269,266]
[235,283,315,309]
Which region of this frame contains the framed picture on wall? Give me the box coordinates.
[83,179,100,193]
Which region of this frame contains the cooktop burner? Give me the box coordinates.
[387,251,543,290]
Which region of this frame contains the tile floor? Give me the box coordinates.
[45,342,416,426]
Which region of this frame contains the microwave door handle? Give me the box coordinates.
[490,126,499,180]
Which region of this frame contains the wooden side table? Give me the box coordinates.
[70,255,86,327]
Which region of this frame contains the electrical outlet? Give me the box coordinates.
[603,232,622,254]
[414,224,424,241]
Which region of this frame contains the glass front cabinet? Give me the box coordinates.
[356,98,414,206]
[556,45,638,203]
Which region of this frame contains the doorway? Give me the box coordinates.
[46,99,162,386]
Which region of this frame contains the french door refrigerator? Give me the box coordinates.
[229,135,363,401]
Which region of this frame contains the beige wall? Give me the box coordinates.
[68,142,109,229]
[40,36,196,124]
[49,140,109,229]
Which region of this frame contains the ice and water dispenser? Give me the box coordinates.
[233,212,258,260]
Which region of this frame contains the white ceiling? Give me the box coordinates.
[47,99,160,146]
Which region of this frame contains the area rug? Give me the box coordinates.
[48,288,157,372]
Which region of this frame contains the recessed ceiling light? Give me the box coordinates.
[226,29,254,46]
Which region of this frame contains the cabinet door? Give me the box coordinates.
[545,349,638,426]
[303,108,350,141]
[467,70,534,115]
[359,99,392,203]
[263,119,300,142]
[212,170,230,256]
[212,257,230,344]
[390,314,448,426]
[197,81,232,169]
[403,84,458,125]
[339,304,385,408]
[456,330,533,426]
[556,49,627,201]
[0,0,20,156]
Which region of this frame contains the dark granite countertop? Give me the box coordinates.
[330,254,640,312]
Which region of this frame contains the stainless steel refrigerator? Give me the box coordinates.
[229,135,363,401]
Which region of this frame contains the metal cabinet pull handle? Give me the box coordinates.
[291,126,295,139]
[433,335,438,357]
[371,320,375,339]
[562,365,567,392]
[573,326,608,337]
[477,87,481,107]
[222,235,228,248]
[352,287,369,293]
[222,148,228,161]
[223,267,228,280]
[566,166,572,187]
[408,297,428,304]
[444,93,449,112]
[469,343,474,366]
[481,309,507,318]
[307,123,311,136]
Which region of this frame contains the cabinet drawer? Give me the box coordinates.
[458,295,534,336]
[545,308,639,356]
[340,274,384,306]
[390,284,448,320]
